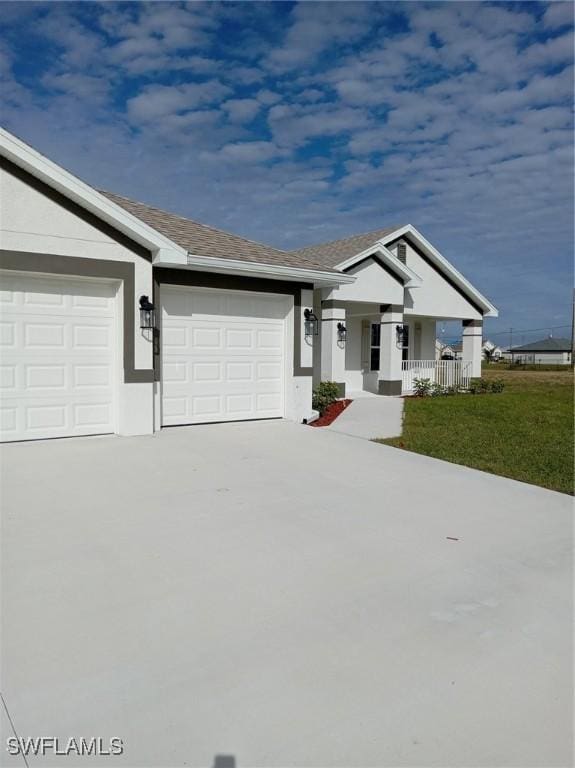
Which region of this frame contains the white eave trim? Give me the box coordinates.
[0,127,188,264]
[380,225,499,318]
[158,252,356,287]
[336,243,423,288]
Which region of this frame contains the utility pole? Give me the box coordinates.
[571,289,574,363]
[509,327,513,365]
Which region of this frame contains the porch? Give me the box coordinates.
[313,299,482,397]
[401,359,473,394]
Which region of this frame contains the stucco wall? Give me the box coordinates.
[323,257,403,305]
[1,163,155,435]
[396,241,482,321]
[514,352,572,364]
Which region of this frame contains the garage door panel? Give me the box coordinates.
[0,321,16,347]
[192,326,221,350]
[226,361,252,381]
[0,273,117,442]
[162,325,187,349]
[162,287,287,426]
[1,358,114,395]
[2,275,116,317]
[257,361,282,380]
[3,314,114,354]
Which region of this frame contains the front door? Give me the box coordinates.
[361,320,381,393]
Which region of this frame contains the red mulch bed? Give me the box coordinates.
[309,399,353,427]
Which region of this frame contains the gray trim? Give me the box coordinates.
[379,304,404,314]
[335,382,346,398]
[0,249,154,383]
[321,299,347,310]
[378,379,402,396]
[463,319,483,329]
[154,267,313,377]
[1,157,152,262]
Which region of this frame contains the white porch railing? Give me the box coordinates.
[401,360,473,393]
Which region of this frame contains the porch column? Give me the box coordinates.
[378,304,404,395]
[320,302,347,397]
[462,319,483,377]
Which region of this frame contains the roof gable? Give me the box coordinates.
[291,223,498,318]
[0,127,187,264]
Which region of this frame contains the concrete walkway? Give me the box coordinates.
[327,393,404,439]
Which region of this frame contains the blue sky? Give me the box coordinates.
[1,1,573,342]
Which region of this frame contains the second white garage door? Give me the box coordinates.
[161,286,288,425]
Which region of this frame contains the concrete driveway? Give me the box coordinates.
[1,421,572,767]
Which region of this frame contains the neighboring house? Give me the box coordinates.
[435,340,455,360]
[0,128,498,443]
[505,337,572,365]
[448,342,463,360]
[482,339,503,361]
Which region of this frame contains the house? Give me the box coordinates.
[0,128,497,442]
[482,339,503,361]
[505,337,572,365]
[435,340,456,360]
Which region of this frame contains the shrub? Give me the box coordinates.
[431,382,446,397]
[312,381,340,413]
[469,377,501,394]
[413,377,432,397]
[445,385,460,396]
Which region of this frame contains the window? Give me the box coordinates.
[370,323,381,371]
[401,324,410,361]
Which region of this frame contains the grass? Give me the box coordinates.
[483,362,572,372]
[377,368,574,495]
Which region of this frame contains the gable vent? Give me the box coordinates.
[397,241,407,264]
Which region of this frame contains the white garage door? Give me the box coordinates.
[0,272,117,442]
[161,286,287,425]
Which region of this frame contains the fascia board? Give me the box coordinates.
[158,254,356,287]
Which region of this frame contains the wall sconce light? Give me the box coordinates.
[304,308,319,337]
[139,295,155,330]
[337,322,347,343]
[396,323,407,347]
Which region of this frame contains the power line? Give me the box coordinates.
[487,324,570,338]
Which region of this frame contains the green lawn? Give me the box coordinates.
[377,369,574,495]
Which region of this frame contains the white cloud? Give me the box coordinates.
[127,81,231,123]
[222,98,261,124]
[266,2,375,72]
[210,141,289,164]
[543,2,574,29]
[268,102,370,147]
[1,0,573,333]
[520,29,575,68]
[256,89,282,105]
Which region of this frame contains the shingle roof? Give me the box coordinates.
[510,337,572,353]
[100,190,339,274]
[289,225,403,267]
